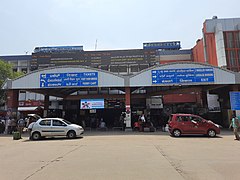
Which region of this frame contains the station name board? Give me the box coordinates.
[40,72,98,88]
[152,68,215,84]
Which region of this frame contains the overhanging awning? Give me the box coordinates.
[18,106,43,111]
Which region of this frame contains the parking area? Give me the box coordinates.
[0,130,240,180]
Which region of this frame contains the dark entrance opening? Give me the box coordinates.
[64,99,125,129]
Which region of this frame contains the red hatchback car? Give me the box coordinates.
[168,114,221,137]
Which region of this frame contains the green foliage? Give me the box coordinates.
[0,60,13,86]
[0,60,24,86]
[0,59,24,105]
[13,71,24,79]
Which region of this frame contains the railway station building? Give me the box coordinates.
[1,17,240,128]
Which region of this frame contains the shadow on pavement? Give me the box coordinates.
[170,135,223,139]
[22,136,84,142]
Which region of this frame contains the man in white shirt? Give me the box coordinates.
[28,121,36,140]
[140,114,146,132]
[141,114,146,122]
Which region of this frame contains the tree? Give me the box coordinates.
[0,60,24,105]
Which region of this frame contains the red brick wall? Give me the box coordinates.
[204,33,218,66]
[192,39,205,63]
[6,90,19,110]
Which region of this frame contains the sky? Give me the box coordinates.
[0,0,240,55]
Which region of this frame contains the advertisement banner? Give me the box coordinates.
[80,99,104,109]
[207,94,220,112]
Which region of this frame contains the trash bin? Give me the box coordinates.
[13,131,21,140]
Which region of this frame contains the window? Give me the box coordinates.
[177,116,189,122]
[100,87,108,94]
[26,92,36,100]
[89,87,98,94]
[109,65,118,72]
[229,50,236,66]
[21,68,27,73]
[39,120,51,126]
[130,65,139,72]
[53,120,66,126]
[19,91,26,101]
[183,116,190,122]
[139,64,149,71]
[177,116,196,122]
[235,32,240,48]
[36,93,44,100]
[224,31,240,71]
[238,50,240,65]
[225,32,234,48]
[192,117,202,122]
[118,65,128,73]
[99,65,108,71]
[177,116,183,122]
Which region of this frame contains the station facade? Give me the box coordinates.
[1,17,240,128]
[3,62,240,128]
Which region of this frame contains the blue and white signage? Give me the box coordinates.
[80,99,104,109]
[230,92,240,110]
[40,72,98,88]
[152,68,214,84]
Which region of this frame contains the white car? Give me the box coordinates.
[30,118,84,140]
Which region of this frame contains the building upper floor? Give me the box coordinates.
[193,17,240,72]
[0,41,193,75]
[2,17,240,75]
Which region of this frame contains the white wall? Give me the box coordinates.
[215,23,227,67]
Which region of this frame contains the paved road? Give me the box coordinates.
[0,130,240,180]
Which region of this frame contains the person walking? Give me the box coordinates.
[229,113,240,140]
[17,117,25,138]
[140,114,146,132]
[27,121,36,140]
[0,118,5,134]
[120,113,126,131]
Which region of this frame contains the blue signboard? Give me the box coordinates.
[40,72,98,88]
[230,92,240,110]
[143,41,181,50]
[152,68,214,85]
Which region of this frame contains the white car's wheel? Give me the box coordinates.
[32,132,41,140]
[67,130,76,139]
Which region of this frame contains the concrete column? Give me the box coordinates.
[125,87,131,129]
[215,23,227,67]
[62,99,66,118]
[200,90,208,108]
[44,95,49,117]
